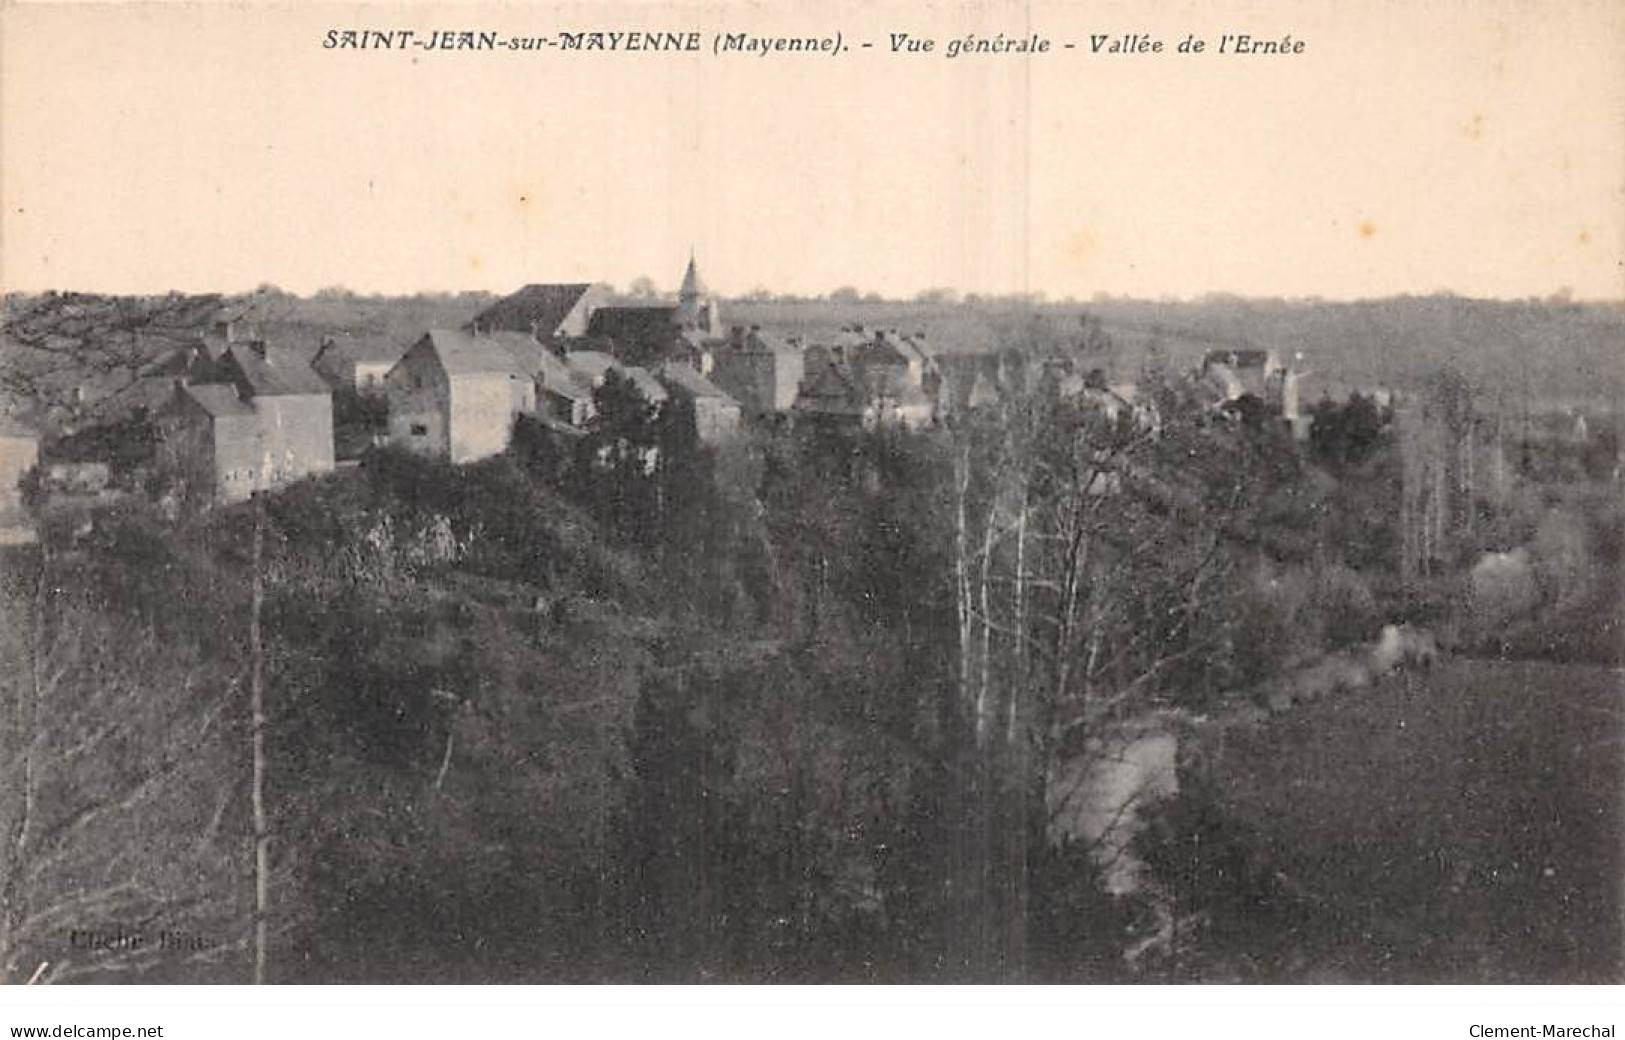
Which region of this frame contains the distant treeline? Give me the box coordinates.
[7,287,1619,415]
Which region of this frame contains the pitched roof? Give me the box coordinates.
[563,350,619,384]
[517,344,594,401]
[621,366,669,404]
[565,351,668,403]
[726,326,798,358]
[796,358,864,415]
[678,255,707,299]
[471,284,595,338]
[320,333,409,367]
[180,383,255,418]
[658,363,735,402]
[857,330,920,367]
[472,330,554,374]
[893,333,936,371]
[220,342,331,396]
[420,329,529,378]
[587,306,680,344]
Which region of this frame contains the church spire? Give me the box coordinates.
[676,250,720,336]
[678,250,706,305]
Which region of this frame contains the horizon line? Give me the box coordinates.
[5,284,1622,309]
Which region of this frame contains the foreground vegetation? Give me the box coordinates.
[1160,659,1621,982]
[2,294,1619,983]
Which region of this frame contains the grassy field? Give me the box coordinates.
[1173,658,1622,982]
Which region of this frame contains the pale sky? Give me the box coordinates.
[2,0,1622,301]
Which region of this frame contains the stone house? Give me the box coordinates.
[565,350,669,410]
[793,353,866,428]
[155,384,263,505]
[1200,348,1291,410]
[0,421,40,539]
[657,363,742,443]
[154,337,337,505]
[207,342,336,487]
[312,333,410,392]
[797,328,937,430]
[709,326,804,417]
[502,336,597,427]
[384,330,534,464]
[851,329,926,392]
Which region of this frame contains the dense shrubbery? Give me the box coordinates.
[8,340,1617,983]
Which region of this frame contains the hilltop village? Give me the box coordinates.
[0,257,1328,518]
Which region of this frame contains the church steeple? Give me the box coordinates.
[676,251,719,336]
[678,251,706,307]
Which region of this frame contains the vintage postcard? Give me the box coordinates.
[1,0,1621,1009]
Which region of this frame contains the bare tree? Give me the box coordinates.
[250,495,269,984]
[0,556,248,983]
[945,362,1265,977]
[1396,365,1477,581]
[0,293,224,422]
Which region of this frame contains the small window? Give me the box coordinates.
[410,423,428,436]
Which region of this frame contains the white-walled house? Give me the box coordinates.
[384,330,533,463]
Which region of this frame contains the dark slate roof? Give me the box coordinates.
[221,342,331,396]
[181,384,255,418]
[421,330,529,378]
[471,284,595,338]
[587,306,680,344]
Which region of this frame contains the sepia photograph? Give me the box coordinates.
[1,0,1621,1007]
